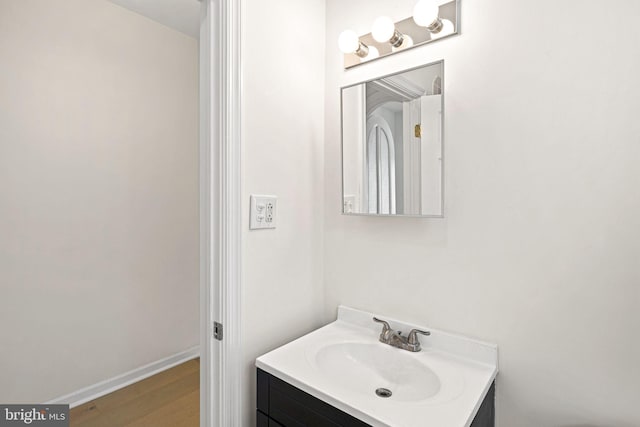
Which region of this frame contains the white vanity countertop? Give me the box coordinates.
[256,306,498,427]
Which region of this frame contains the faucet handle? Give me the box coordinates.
[407,329,431,345]
[372,317,391,339]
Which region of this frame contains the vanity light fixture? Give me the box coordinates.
[413,0,443,33]
[365,46,380,60]
[339,30,372,59]
[430,19,455,39]
[338,0,460,68]
[392,35,414,52]
[371,16,406,48]
[414,0,455,38]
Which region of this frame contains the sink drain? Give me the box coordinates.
[375,388,392,398]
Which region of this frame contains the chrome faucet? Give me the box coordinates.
[373,317,430,352]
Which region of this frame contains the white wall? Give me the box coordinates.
[0,0,199,403]
[240,0,326,424]
[324,0,640,426]
[342,85,365,210]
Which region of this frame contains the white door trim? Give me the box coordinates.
[200,0,242,426]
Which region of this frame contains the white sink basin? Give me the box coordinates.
[256,306,498,427]
[312,342,440,402]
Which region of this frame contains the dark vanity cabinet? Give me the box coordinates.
[469,381,495,427]
[257,368,495,427]
[257,369,369,427]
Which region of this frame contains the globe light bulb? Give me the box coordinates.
[338,30,360,54]
[364,46,379,61]
[413,0,440,28]
[430,19,454,39]
[372,16,395,43]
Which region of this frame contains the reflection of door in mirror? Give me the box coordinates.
[366,114,396,214]
[402,94,442,216]
[403,98,421,215]
[420,94,442,216]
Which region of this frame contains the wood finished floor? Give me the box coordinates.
[70,358,199,427]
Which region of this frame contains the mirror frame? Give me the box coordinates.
[340,59,445,218]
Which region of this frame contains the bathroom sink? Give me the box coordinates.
[311,342,440,402]
[256,306,498,427]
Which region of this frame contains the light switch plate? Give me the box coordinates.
[343,195,356,213]
[249,195,277,230]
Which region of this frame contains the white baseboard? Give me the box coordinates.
[47,346,200,408]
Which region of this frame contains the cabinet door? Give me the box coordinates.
[270,386,343,427]
[257,369,370,427]
[257,410,269,427]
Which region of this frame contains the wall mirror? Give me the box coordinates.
[341,60,444,217]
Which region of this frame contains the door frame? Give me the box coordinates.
[199,0,242,426]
